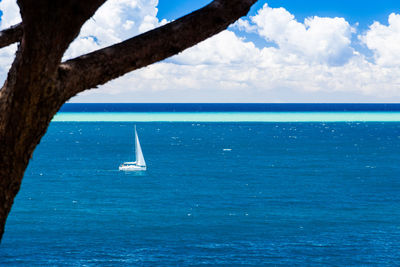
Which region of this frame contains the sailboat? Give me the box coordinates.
[119,126,147,171]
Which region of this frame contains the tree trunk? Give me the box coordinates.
[0,48,66,239]
[0,0,257,241]
[0,0,108,241]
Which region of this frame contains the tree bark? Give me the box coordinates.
[0,0,257,241]
[0,23,22,48]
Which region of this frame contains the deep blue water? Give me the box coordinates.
[2,122,400,265]
[60,103,400,112]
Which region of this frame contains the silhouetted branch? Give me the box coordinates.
[59,0,257,99]
[0,23,23,48]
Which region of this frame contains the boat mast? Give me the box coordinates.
[135,125,146,167]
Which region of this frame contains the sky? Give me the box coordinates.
[0,0,400,103]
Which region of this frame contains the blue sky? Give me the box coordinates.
[0,0,400,103]
[158,0,400,54]
[158,0,399,30]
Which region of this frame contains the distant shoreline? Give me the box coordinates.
[60,103,400,113]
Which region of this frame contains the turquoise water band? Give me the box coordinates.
[53,112,400,122]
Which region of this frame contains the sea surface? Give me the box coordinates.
[2,104,400,265]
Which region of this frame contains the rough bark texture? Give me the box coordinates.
[0,23,23,48]
[0,0,257,241]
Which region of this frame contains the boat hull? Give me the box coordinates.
[119,165,146,171]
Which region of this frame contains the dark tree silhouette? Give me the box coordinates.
[0,0,257,241]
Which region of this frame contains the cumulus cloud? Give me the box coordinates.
[0,0,169,82]
[0,0,20,83]
[0,0,20,29]
[0,1,400,102]
[90,4,398,102]
[172,31,259,66]
[63,0,167,59]
[360,13,400,67]
[233,18,257,33]
[247,4,355,66]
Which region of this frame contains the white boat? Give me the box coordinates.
[119,126,147,171]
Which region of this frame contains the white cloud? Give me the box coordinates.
[172,31,259,65]
[233,18,257,33]
[0,43,17,71]
[0,1,400,102]
[360,13,400,67]
[75,4,400,103]
[123,20,135,31]
[138,14,167,33]
[250,4,355,66]
[0,0,168,82]
[0,0,20,29]
[63,0,167,60]
[0,0,20,83]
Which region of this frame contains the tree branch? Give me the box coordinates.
[0,23,23,48]
[59,0,257,99]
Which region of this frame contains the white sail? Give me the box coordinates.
[119,126,146,171]
[135,126,146,167]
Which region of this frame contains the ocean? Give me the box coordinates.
[2,104,400,265]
